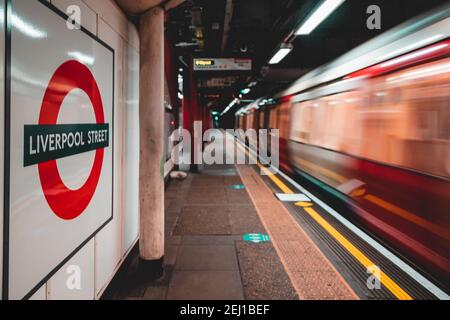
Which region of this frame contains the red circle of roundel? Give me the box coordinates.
[38,60,106,220]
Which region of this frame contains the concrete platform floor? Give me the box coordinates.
[102,164,299,300]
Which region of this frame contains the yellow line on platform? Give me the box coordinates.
[258,165,294,194]
[236,141,413,300]
[304,207,412,300]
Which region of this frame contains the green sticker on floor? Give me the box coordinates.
[227,184,245,190]
[243,233,270,243]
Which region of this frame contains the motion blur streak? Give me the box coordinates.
[237,141,412,300]
[236,33,450,288]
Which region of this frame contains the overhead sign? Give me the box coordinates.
[198,76,239,88]
[5,0,114,299]
[194,58,252,71]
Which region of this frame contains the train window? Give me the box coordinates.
[370,58,450,177]
[278,102,291,140]
[269,107,278,129]
[290,56,450,179]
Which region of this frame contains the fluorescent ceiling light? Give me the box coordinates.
[296,0,345,35]
[221,98,239,116]
[269,46,293,65]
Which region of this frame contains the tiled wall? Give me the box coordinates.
[0,0,141,300]
[30,0,140,300]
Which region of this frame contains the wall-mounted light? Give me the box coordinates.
[296,0,345,35]
[221,98,239,116]
[240,88,251,95]
[269,43,293,65]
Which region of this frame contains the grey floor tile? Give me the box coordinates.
[176,245,238,271]
[167,271,244,300]
[164,245,180,266]
[182,235,235,245]
[142,286,168,300]
[174,206,231,235]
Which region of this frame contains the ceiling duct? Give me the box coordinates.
[191,7,203,26]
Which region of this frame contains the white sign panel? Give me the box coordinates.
[193,58,252,71]
[5,0,114,299]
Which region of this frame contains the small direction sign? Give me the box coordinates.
[243,233,271,243]
[194,58,252,71]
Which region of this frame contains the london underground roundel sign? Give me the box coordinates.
[7,0,114,300]
[36,60,107,220]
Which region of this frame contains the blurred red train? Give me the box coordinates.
[236,6,450,287]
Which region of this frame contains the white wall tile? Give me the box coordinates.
[94,17,125,297]
[126,21,139,52]
[29,285,47,300]
[122,43,140,254]
[83,0,128,41]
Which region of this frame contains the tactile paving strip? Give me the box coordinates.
[236,164,358,300]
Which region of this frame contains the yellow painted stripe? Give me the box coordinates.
[237,143,293,194]
[236,141,412,300]
[258,164,294,194]
[304,207,412,300]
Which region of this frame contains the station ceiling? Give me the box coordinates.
[165,0,449,116]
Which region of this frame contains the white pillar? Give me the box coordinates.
[139,7,164,263]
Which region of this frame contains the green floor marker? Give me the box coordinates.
[227,184,245,190]
[243,233,270,243]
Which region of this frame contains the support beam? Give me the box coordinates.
[139,7,165,270]
[221,0,234,53]
[183,56,201,172]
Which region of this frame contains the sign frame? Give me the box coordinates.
[2,0,115,300]
[193,58,252,71]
